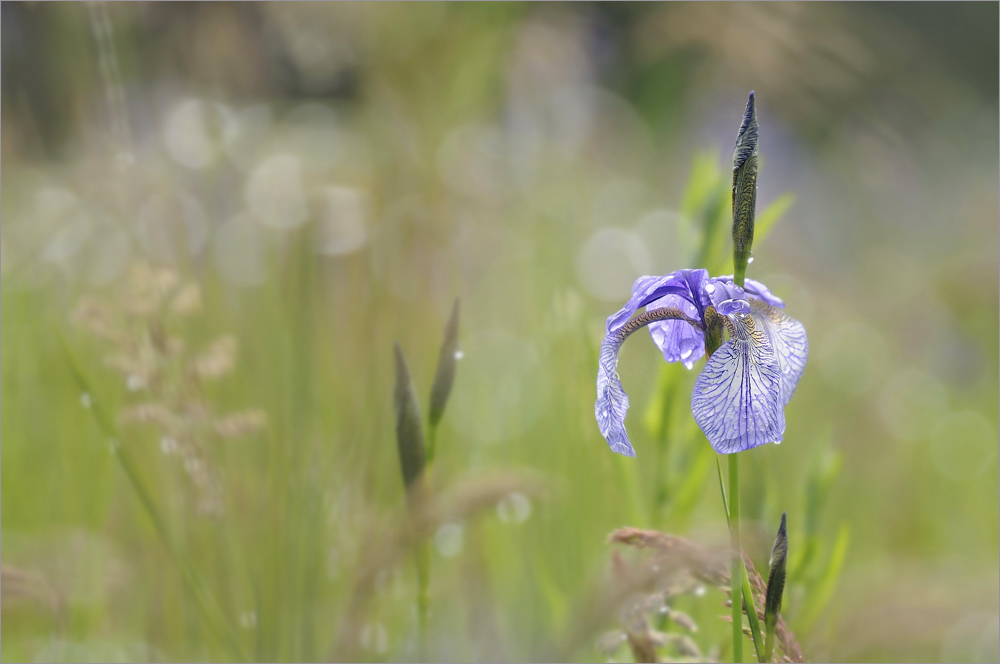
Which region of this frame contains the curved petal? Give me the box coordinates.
[750,299,808,406]
[691,312,783,453]
[597,306,704,457]
[595,334,635,457]
[647,293,704,369]
[606,269,708,334]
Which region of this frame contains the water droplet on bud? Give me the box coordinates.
[747,252,755,264]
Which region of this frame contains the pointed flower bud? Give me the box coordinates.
[732,91,759,287]
[393,342,426,495]
[428,299,460,430]
[764,511,788,662]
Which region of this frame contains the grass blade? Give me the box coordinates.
[58,335,246,659]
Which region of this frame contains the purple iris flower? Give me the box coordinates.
[596,269,807,456]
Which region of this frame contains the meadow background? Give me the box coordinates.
[1,3,997,662]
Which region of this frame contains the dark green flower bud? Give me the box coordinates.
[732,91,759,288]
[428,299,460,431]
[764,511,788,662]
[393,342,426,495]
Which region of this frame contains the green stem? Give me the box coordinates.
[716,457,765,663]
[729,453,743,663]
[764,616,777,663]
[415,540,430,658]
[418,423,437,658]
[734,262,747,290]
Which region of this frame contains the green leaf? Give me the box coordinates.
[798,522,850,633]
[754,193,795,246]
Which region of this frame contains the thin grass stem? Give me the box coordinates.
[729,453,743,663]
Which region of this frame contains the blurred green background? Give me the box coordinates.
[2,3,997,662]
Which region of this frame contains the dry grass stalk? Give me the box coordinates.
[71,261,268,516]
[0,565,58,613]
[605,527,804,663]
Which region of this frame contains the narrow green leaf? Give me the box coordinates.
[428,299,460,431]
[798,523,850,633]
[742,567,764,663]
[393,342,426,492]
[716,453,764,663]
[59,335,246,659]
[764,512,788,663]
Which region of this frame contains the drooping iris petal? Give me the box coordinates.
[691,312,783,453]
[606,269,708,334]
[703,280,750,316]
[749,298,808,406]
[647,293,704,369]
[595,334,635,457]
[597,305,705,456]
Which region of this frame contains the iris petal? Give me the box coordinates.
[597,306,704,456]
[703,279,751,316]
[647,294,704,369]
[595,334,634,456]
[750,299,808,406]
[691,312,783,453]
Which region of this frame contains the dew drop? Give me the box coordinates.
[773,440,782,445]
[454,350,464,360]
[160,436,179,456]
[434,523,465,557]
[694,585,707,597]
[747,252,755,264]
[80,392,93,409]
[239,611,257,629]
[704,283,716,294]
[496,492,532,524]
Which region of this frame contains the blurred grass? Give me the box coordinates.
[2,3,998,663]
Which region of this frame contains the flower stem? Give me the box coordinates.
[418,422,438,657]
[729,453,743,663]
[734,262,747,290]
[416,539,430,658]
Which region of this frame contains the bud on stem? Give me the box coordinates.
[393,342,427,498]
[764,511,788,663]
[732,91,759,289]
